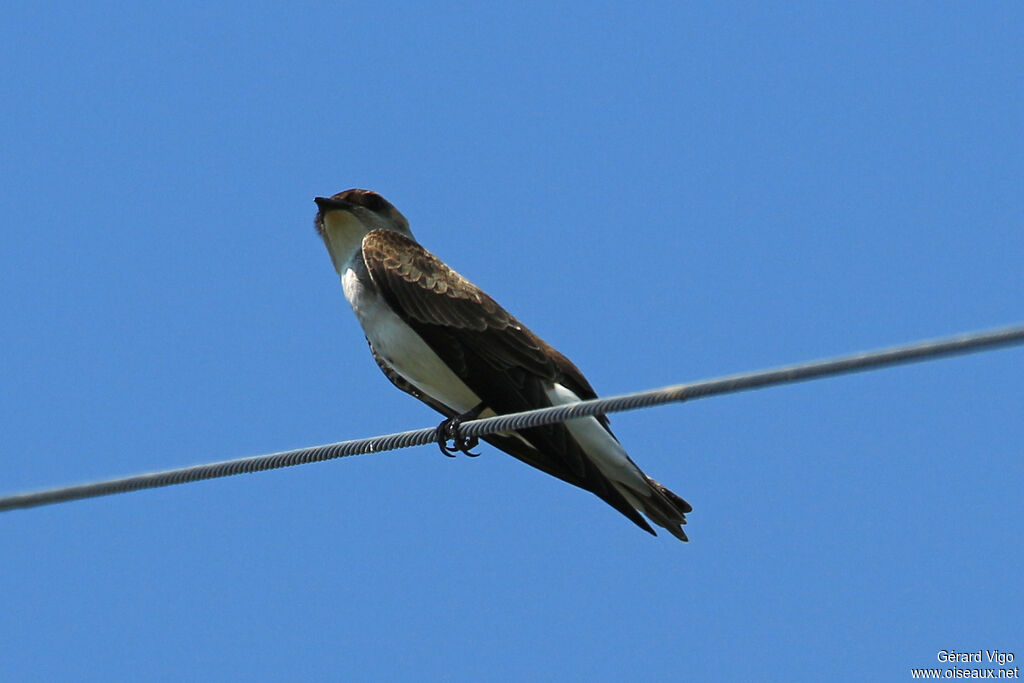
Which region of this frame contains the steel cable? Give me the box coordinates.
[1,324,1021,512]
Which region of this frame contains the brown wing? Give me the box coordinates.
[360,230,602,403]
[360,229,655,535]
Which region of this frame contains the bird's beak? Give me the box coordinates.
[314,196,352,212]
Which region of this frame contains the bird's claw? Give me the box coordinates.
[436,405,484,457]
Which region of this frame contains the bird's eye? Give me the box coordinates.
[362,193,386,212]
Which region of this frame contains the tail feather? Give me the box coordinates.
[636,477,692,542]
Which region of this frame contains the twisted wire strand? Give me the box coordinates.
[2,323,1021,513]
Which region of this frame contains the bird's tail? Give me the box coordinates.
[635,476,692,542]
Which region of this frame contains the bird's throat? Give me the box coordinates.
[321,211,369,275]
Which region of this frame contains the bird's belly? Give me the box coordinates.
[343,267,482,414]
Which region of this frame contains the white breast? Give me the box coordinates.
[342,267,483,414]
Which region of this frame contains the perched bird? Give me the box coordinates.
[314,189,691,541]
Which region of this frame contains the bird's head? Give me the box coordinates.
[314,189,411,272]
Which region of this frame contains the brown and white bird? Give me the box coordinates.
[314,189,691,541]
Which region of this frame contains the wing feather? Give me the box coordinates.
[359,230,653,531]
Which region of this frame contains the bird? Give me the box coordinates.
[314,189,691,541]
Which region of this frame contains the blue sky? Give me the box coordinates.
[2,3,1022,681]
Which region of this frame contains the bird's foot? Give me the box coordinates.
[436,403,486,457]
